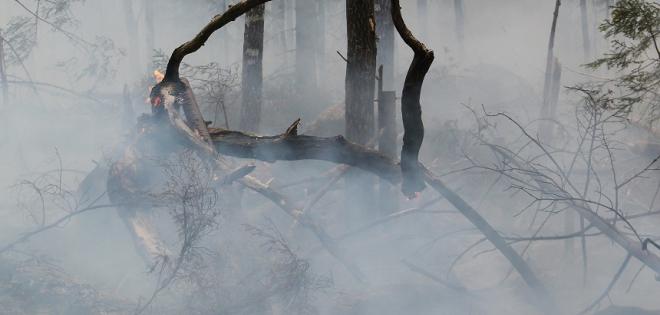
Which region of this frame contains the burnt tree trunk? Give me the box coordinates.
[376,0,395,90]
[345,0,377,216]
[392,0,432,196]
[240,4,265,133]
[295,0,318,113]
[540,0,561,141]
[540,57,562,142]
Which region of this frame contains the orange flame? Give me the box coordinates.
[147,69,165,104]
[153,70,165,83]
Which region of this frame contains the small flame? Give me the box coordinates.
[147,69,165,104]
[153,70,164,83]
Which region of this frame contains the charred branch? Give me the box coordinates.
[391,0,434,197]
[163,0,272,82]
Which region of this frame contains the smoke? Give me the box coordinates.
[1,0,659,314]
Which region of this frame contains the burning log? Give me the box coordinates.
[111,0,553,299]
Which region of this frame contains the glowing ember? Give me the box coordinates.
[147,69,165,104]
[153,70,164,83]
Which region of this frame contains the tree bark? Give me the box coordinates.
[540,57,562,142]
[540,0,561,139]
[376,0,395,90]
[345,0,377,216]
[391,0,433,197]
[240,4,265,133]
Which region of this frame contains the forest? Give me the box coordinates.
[1,0,660,314]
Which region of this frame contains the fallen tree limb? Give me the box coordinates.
[156,117,555,310]
[490,145,660,279]
[139,0,551,303]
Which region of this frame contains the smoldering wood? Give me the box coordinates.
[120,0,556,304]
[391,0,433,197]
[239,3,265,133]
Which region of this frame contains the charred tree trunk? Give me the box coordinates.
[540,57,562,142]
[345,0,377,216]
[540,0,561,141]
[377,66,398,214]
[376,0,395,90]
[240,4,265,133]
[391,0,432,197]
[580,0,591,60]
[295,0,318,114]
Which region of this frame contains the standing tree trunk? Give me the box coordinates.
[376,0,395,90]
[580,0,591,60]
[345,0,377,216]
[240,4,266,133]
[540,0,561,142]
[295,0,318,115]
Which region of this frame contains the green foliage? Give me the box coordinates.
[587,0,660,122]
